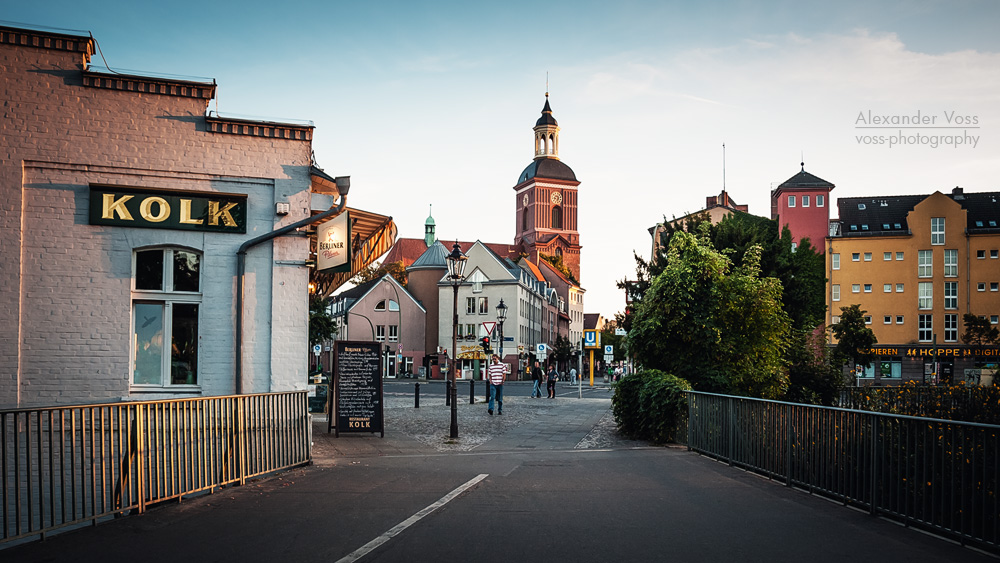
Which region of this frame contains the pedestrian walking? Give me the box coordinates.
[546,364,557,398]
[570,367,577,385]
[531,366,542,398]
[487,355,506,415]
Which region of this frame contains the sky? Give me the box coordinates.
[4,1,1000,319]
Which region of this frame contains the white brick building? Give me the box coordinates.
[0,24,342,406]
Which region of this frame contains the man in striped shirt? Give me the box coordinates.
[487,354,507,415]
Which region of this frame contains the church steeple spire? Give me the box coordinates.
[533,92,560,160]
[424,204,436,247]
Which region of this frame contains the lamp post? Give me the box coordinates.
[383,277,403,377]
[496,298,508,375]
[445,242,467,439]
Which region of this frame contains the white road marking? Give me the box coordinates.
[334,473,489,563]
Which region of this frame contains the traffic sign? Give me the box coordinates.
[615,328,626,336]
[604,355,614,362]
[604,345,614,356]
[312,344,322,357]
[583,330,600,349]
[482,321,496,336]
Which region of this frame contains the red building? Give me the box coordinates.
[770,164,835,253]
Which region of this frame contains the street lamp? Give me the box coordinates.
[383,277,402,377]
[445,242,467,439]
[496,298,508,370]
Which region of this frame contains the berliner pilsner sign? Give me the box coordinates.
[89,185,247,233]
[316,211,350,273]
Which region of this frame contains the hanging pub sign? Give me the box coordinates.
[316,211,351,273]
[89,185,247,233]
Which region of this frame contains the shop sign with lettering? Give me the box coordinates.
[864,346,1000,357]
[316,211,351,273]
[89,185,246,233]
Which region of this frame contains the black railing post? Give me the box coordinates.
[469,379,475,404]
[414,382,420,409]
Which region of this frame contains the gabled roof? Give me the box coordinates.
[385,238,521,270]
[834,188,1000,237]
[776,167,835,191]
[519,259,545,282]
[332,274,425,313]
[537,257,571,285]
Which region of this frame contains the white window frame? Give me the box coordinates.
[831,253,840,270]
[131,248,202,390]
[864,284,872,293]
[802,195,810,207]
[944,282,958,310]
[896,316,904,325]
[896,252,904,261]
[864,252,872,262]
[817,194,825,207]
[896,283,904,293]
[832,285,840,301]
[918,250,932,278]
[883,252,892,261]
[918,314,933,342]
[388,324,399,342]
[852,284,861,294]
[944,314,958,343]
[918,282,933,309]
[944,249,958,277]
[883,284,892,293]
[931,217,945,245]
[788,195,796,208]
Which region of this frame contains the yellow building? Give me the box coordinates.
[827,187,1000,384]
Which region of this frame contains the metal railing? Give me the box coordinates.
[2,391,311,545]
[687,391,999,554]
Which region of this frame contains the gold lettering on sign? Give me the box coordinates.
[208,201,238,227]
[139,197,170,222]
[102,194,134,220]
[179,199,203,225]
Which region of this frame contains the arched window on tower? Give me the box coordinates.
[551,205,562,229]
[555,247,563,258]
[522,205,529,232]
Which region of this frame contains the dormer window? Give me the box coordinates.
[858,203,866,210]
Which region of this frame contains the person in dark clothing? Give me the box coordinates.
[546,365,557,398]
[531,366,542,398]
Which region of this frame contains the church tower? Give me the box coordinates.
[513,94,582,281]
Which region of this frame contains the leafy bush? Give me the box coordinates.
[612,370,692,443]
[839,380,1000,424]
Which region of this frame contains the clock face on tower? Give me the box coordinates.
[550,191,562,205]
[523,194,528,207]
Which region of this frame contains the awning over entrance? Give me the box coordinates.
[310,207,397,296]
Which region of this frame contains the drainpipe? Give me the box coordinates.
[235,176,350,394]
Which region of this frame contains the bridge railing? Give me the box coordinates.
[1,391,311,546]
[687,391,999,554]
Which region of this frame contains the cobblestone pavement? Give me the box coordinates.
[313,394,647,459]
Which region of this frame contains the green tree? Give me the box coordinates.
[552,335,573,369]
[539,253,580,285]
[351,260,408,287]
[601,322,627,362]
[626,230,790,398]
[784,328,843,405]
[962,313,1000,347]
[830,304,877,375]
[309,294,337,346]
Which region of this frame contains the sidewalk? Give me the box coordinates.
[310,391,636,462]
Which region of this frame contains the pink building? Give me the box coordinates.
[770,164,835,253]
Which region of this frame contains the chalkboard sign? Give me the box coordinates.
[329,341,384,437]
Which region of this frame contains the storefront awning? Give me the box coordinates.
[310,207,397,296]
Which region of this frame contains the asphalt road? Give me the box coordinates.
[4,393,995,563]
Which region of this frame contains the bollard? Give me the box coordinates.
[469,379,475,404]
[414,381,420,408]
[445,377,450,406]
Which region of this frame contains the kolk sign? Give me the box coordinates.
[89,185,247,233]
[317,211,351,273]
